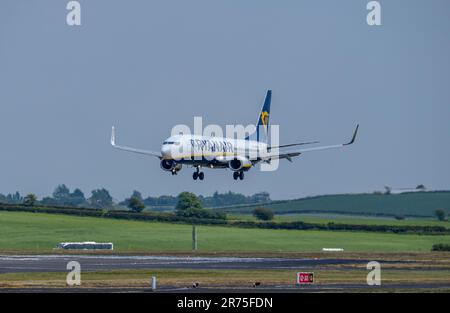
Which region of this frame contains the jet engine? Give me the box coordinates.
[160,159,182,172]
[228,157,252,171]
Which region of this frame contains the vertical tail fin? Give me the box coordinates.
[256,90,271,142]
[245,90,272,142]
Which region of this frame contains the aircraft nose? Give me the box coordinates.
[161,145,171,158]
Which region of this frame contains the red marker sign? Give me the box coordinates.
[297,272,314,284]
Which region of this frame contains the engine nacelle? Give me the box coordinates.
[160,159,182,172]
[228,157,252,171]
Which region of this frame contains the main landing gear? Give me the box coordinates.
[233,171,244,180]
[193,167,204,180]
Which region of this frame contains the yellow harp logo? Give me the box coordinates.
[260,111,269,128]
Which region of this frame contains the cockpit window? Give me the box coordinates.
[163,141,180,145]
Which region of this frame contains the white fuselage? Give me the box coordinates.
[161,134,267,164]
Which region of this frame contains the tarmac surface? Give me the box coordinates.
[1,284,450,293]
[0,254,375,273]
[0,255,448,292]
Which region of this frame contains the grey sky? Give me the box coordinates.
[1,0,449,201]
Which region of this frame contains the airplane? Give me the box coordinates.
[111,90,359,181]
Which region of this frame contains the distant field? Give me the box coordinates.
[219,191,450,217]
[1,211,449,253]
[228,213,450,228]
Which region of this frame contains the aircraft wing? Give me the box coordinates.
[257,124,359,162]
[110,126,162,159]
[267,140,319,151]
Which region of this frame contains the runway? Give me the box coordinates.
[1,254,448,292]
[2,283,450,293]
[0,255,374,273]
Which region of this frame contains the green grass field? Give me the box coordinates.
[220,191,450,217]
[228,213,450,228]
[1,211,449,253]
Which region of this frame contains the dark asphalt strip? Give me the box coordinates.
[0,255,377,273]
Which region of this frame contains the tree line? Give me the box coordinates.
[0,185,270,212]
[137,191,270,207]
[0,185,113,209]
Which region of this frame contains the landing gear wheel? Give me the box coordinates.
[233,172,239,180]
[193,172,198,180]
[239,171,244,180]
[198,172,204,180]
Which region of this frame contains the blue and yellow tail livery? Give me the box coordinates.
[246,90,272,142]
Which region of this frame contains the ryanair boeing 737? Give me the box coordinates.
[111,90,358,181]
